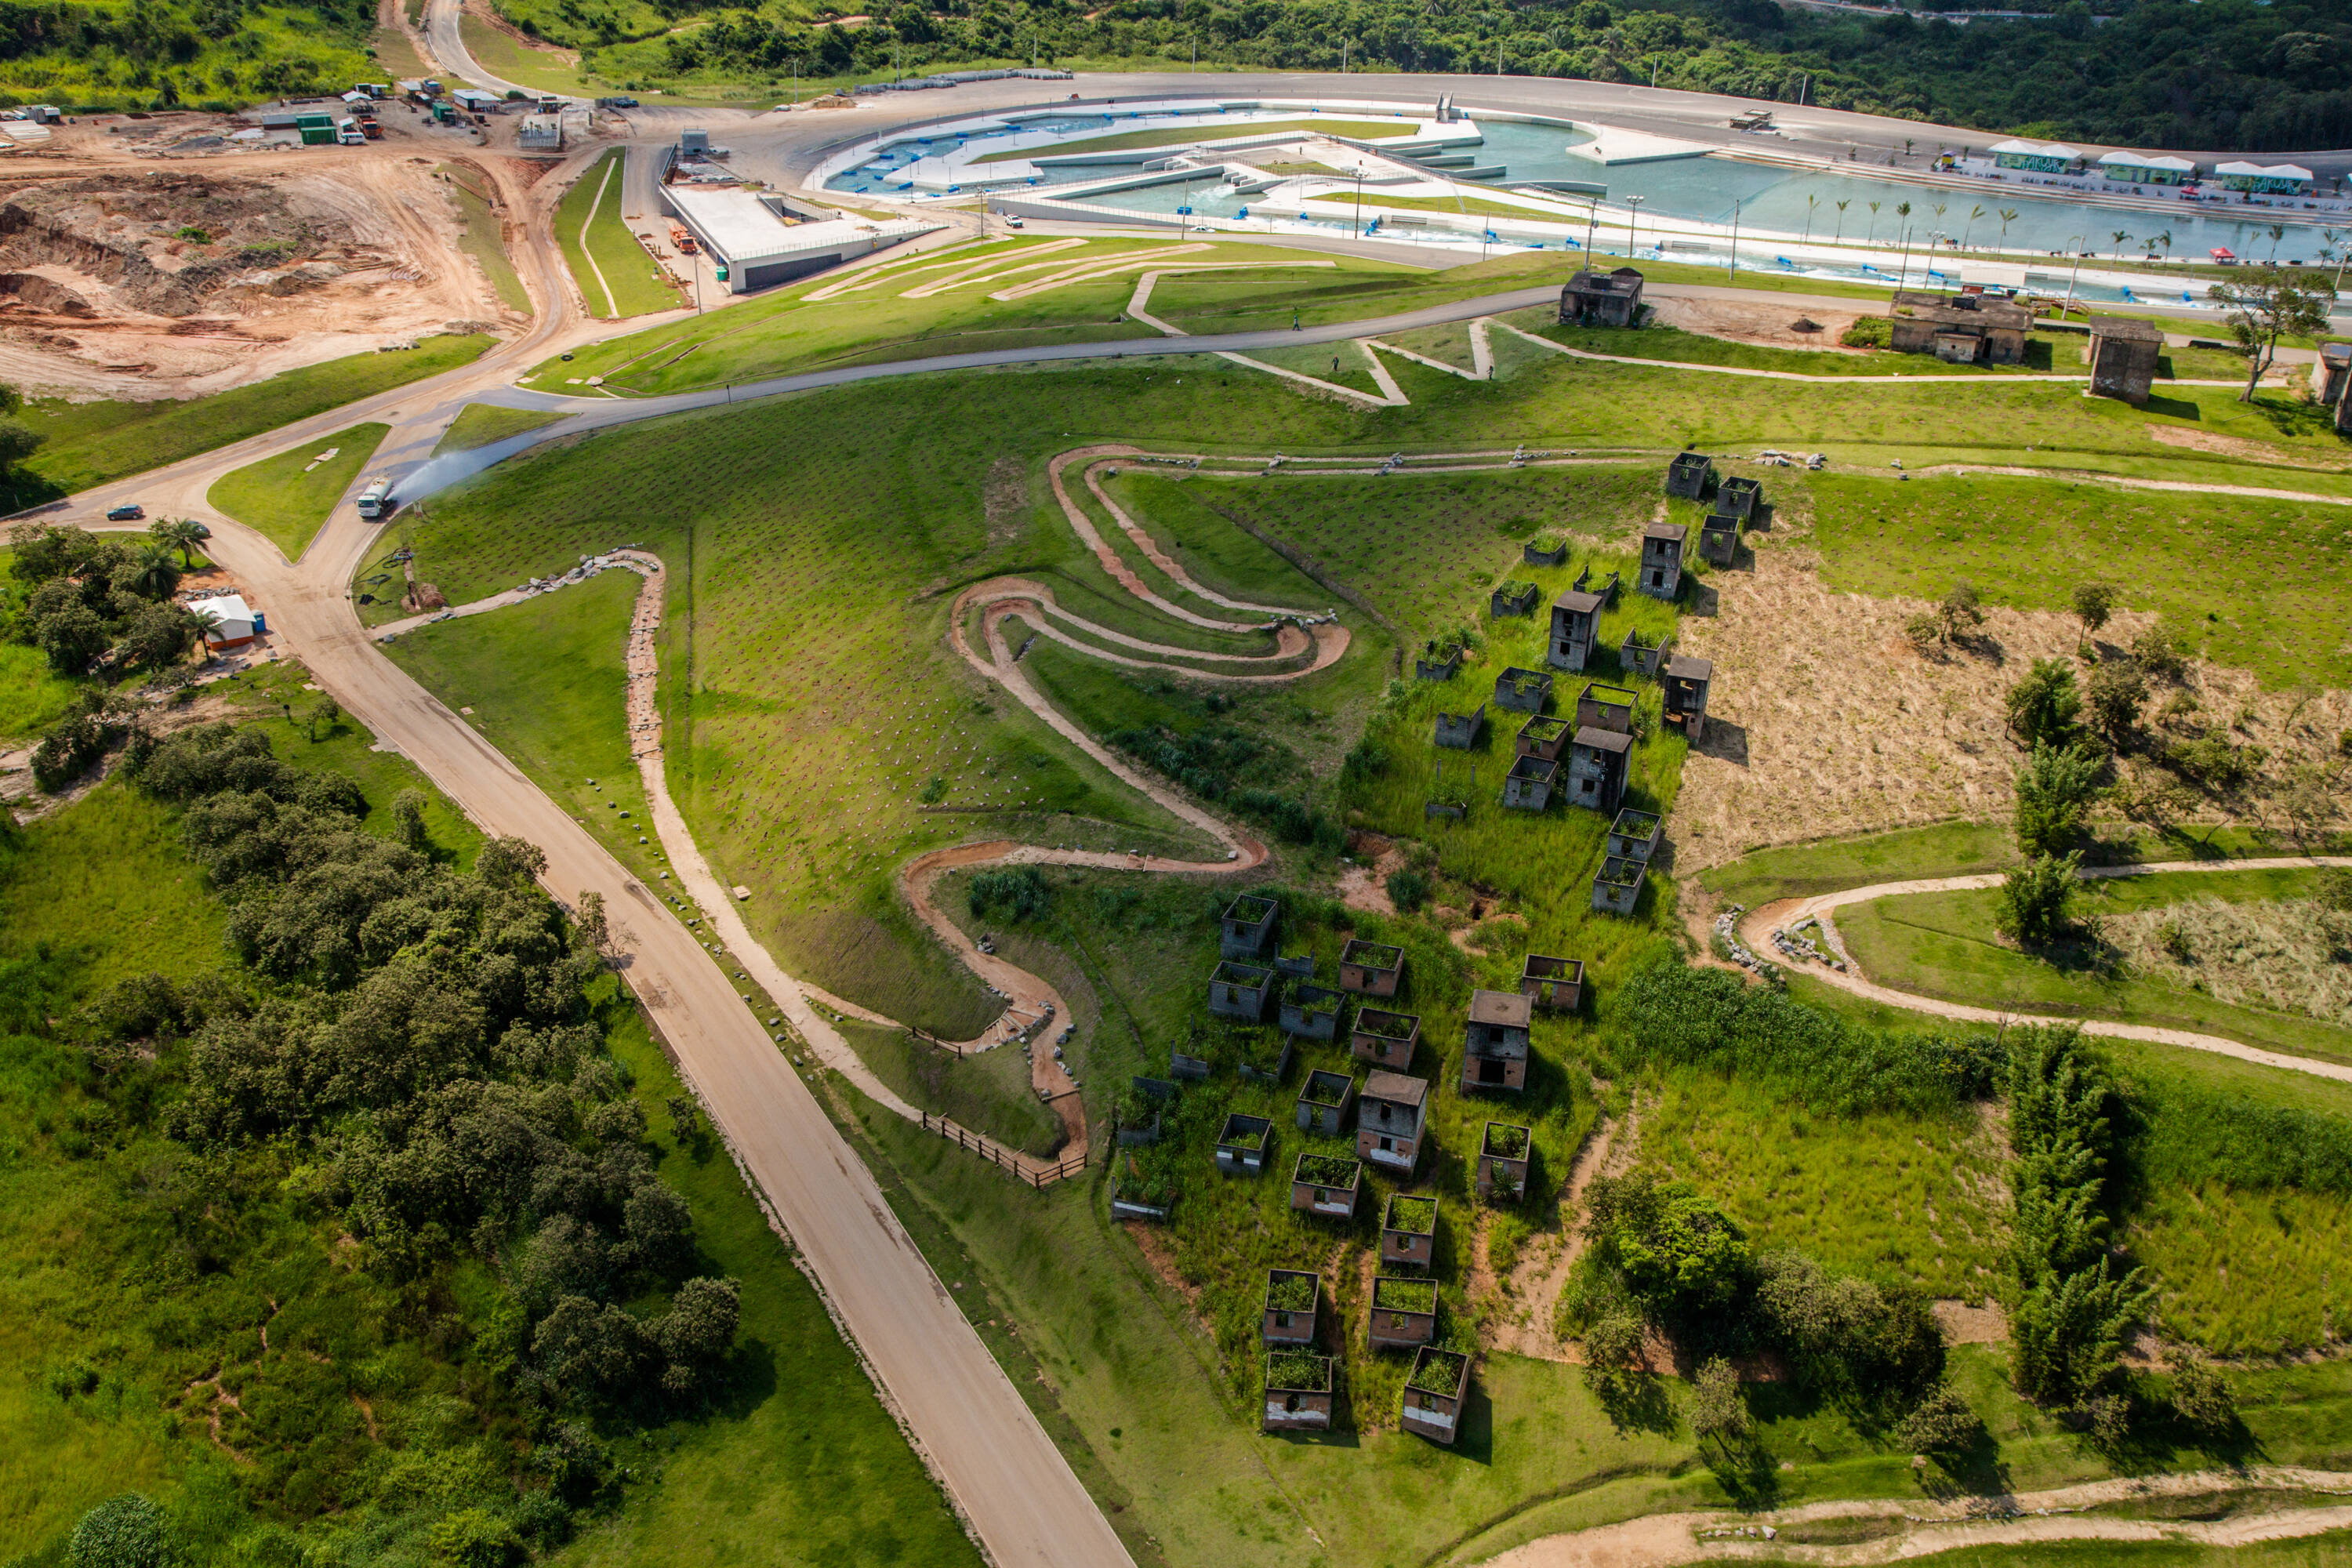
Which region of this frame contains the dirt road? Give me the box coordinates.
[1739,858,2352,1085]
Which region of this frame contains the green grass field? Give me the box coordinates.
[431,403,569,456]
[438,164,532,315]
[203,422,389,561]
[1239,339,1386,396]
[554,150,679,321]
[19,336,493,497]
[1811,473,2352,689]
[1836,867,2352,1065]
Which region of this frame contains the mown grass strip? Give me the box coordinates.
[205,421,390,562]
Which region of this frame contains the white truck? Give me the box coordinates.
[355,477,392,519]
[337,118,366,145]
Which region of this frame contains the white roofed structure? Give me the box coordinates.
[659,185,937,293]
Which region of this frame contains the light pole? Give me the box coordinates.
[1727,198,1740,278]
[2061,234,2086,318]
[1583,199,1598,257]
[1626,194,1644,257]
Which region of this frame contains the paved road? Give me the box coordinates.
[1740,858,2352,1084]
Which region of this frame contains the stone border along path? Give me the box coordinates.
[1737,857,2352,1084]
[1489,1467,2352,1568]
[573,152,622,321]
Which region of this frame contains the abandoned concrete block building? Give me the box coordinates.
[1548,586,1605,672]
[1592,854,1648,915]
[1461,988,1532,1092]
[1490,579,1540,617]
[1208,961,1279,1022]
[1666,449,1714,500]
[1296,1069,1358,1135]
[1369,1276,1439,1348]
[1493,666,1553,713]
[1639,521,1687,601]
[1715,476,1762,521]
[1502,753,1558,811]
[2087,318,2163,405]
[1357,1070,1430,1174]
[1415,641,1464,681]
[1263,1352,1334,1432]
[1434,701,1486,750]
[1524,536,1570,568]
[1339,939,1406,998]
[1221,895,1278,959]
[1887,289,2029,365]
[1664,653,1712,742]
[1216,1111,1273,1175]
[1576,681,1635,734]
[1697,515,1739,566]
[1478,1122,1533,1201]
[1291,1152,1361,1218]
[1280,982,1344,1041]
[2318,342,2352,405]
[1567,726,1632,815]
[1352,1008,1421,1070]
[1520,953,1584,1011]
[1517,715,1571,764]
[1608,807,1663,862]
[1262,1269,1319,1346]
[1402,1348,1471,1445]
[1620,627,1671,679]
[1381,1192,1438,1268]
[1560,265,1645,327]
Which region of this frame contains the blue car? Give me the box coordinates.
[105,503,143,521]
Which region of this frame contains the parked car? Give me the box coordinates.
[105,503,143,521]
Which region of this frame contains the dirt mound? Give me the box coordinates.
[0,172,347,318]
[0,271,92,314]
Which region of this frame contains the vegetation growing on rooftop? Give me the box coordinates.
[1387,1194,1437,1232]
[1406,1349,1465,1396]
[1295,1152,1358,1186]
[1374,1277,1438,1315]
[1266,1272,1316,1312]
[1266,1349,1330,1392]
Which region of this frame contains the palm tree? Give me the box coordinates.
[1962,204,1985,250]
[2268,223,2287,263]
[1998,207,2019,252]
[2151,229,2172,260]
[1866,199,1881,243]
[1804,194,1818,242]
[149,516,208,568]
[1835,198,1849,243]
[2111,229,2132,259]
[127,540,180,600]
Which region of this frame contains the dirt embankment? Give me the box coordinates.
[0,161,509,397]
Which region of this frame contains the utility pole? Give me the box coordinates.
[1895,225,1911,290]
[1191,38,1196,71]
[1341,41,1348,72]
[1497,38,1504,76]
[1584,201,1597,256]
[1626,194,1643,257]
[1728,198,1740,278]
[2062,234,2086,318]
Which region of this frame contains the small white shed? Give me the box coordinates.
[198,594,258,649]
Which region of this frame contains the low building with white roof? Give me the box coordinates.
[658,186,936,293]
[2095,150,2198,185]
[2212,161,2314,195]
[1989,139,2083,173]
[195,594,259,650]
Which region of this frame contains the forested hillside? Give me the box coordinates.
[0,0,373,112]
[509,0,2352,154]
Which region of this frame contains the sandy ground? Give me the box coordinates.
[0,136,524,398]
[1668,531,2352,873]
[1646,293,1867,350]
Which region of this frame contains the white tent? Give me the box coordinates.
[197,594,256,647]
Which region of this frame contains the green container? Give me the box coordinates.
[295,113,332,129]
[300,126,336,144]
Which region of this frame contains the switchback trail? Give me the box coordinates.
[1738,856,2352,1083]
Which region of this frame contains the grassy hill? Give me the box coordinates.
[0,0,379,113]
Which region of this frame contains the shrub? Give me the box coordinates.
[2071,582,2118,643]
[2160,734,2265,789]
[2085,659,2147,744]
[1385,867,1430,910]
[1903,611,1943,654]
[1939,579,1984,642]
[2132,621,2190,680]
[2165,1350,2238,1437]
[1687,1356,1750,1450]
[1894,1381,1984,1452]
[1839,316,1891,348]
[1580,1307,1645,1369]
[1997,852,2080,948]
[968,866,1049,923]
[69,1494,168,1568]
[1583,1171,1749,1315]
[2006,659,2082,749]
[2013,743,2101,858]
[2320,868,2352,914]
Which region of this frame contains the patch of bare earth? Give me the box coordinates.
[1646,294,1868,350]
[1932,1297,2009,1345]
[1483,1099,1639,1362]
[1668,541,2351,869]
[1338,830,1403,915]
[2147,423,2348,469]
[0,161,503,397]
[1122,1220,1207,1324]
[982,455,1029,551]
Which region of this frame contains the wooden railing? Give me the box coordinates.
[919,1110,1087,1189]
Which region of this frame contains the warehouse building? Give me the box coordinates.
[657,186,935,293]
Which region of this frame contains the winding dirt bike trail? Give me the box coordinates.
[1737,856,2352,1084]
